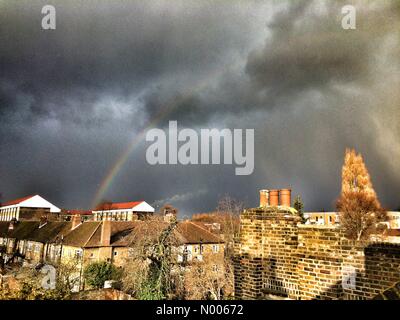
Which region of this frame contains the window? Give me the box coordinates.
[27,242,33,251]
[212,244,219,253]
[34,244,41,253]
[114,251,118,256]
[212,264,219,272]
[75,250,83,259]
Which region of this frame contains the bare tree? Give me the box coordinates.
[216,195,242,258]
[184,255,234,300]
[121,216,184,299]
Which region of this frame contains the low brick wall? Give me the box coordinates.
[234,208,400,300]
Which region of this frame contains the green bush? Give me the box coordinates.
[83,261,121,289]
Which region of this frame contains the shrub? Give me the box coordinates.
[83,261,121,289]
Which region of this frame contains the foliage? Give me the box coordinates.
[0,264,76,300]
[293,195,306,223]
[83,261,121,289]
[337,190,387,240]
[336,149,388,240]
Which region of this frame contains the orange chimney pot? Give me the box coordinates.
[269,190,279,206]
[280,189,292,207]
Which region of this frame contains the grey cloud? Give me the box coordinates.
[0,0,399,213]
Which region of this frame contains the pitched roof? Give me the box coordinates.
[27,222,72,243]
[62,222,101,247]
[0,220,224,249]
[175,221,224,244]
[84,221,139,248]
[94,201,143,210]
[1,195,36,207]
[0,221,71,243]
[90,220,225,248]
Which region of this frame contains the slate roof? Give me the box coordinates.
[175,221,224,244]
[0,221,71,243]
[62,222,101,247]
[0,220,224,249]
[84,221,139,248]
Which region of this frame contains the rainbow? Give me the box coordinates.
[91,98,179,209]
[91,62,241,208]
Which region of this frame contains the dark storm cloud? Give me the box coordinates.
[0,0,262,123]
[0,0,399,213]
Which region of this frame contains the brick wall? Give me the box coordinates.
[234,207,400,300]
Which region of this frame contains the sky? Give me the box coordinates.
[0,0,399,215]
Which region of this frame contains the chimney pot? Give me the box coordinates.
[280,189,292,207]
[269,190,279,206]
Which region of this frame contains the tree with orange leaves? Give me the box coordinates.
[336,149,387,240]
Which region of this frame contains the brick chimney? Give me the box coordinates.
[163,205,177,223]
[280,189,292,207]
[71,215,81,229]
[269,190,279,206]
[101,220,111,246]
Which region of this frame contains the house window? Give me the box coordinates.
[75,250,83,259]
[212,264,219,272]
[34,244,41,253]
[114,251,118,256]
[212,244,219,253]
[27,242,33,251]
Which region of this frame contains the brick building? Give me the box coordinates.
[234,189,400,300]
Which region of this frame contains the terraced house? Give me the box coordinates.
[0,215,224,272]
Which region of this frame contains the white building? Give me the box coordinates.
[0,195,61,221]
[388,211,400,229]
[93,201,155,221]
[304,212,339,225]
